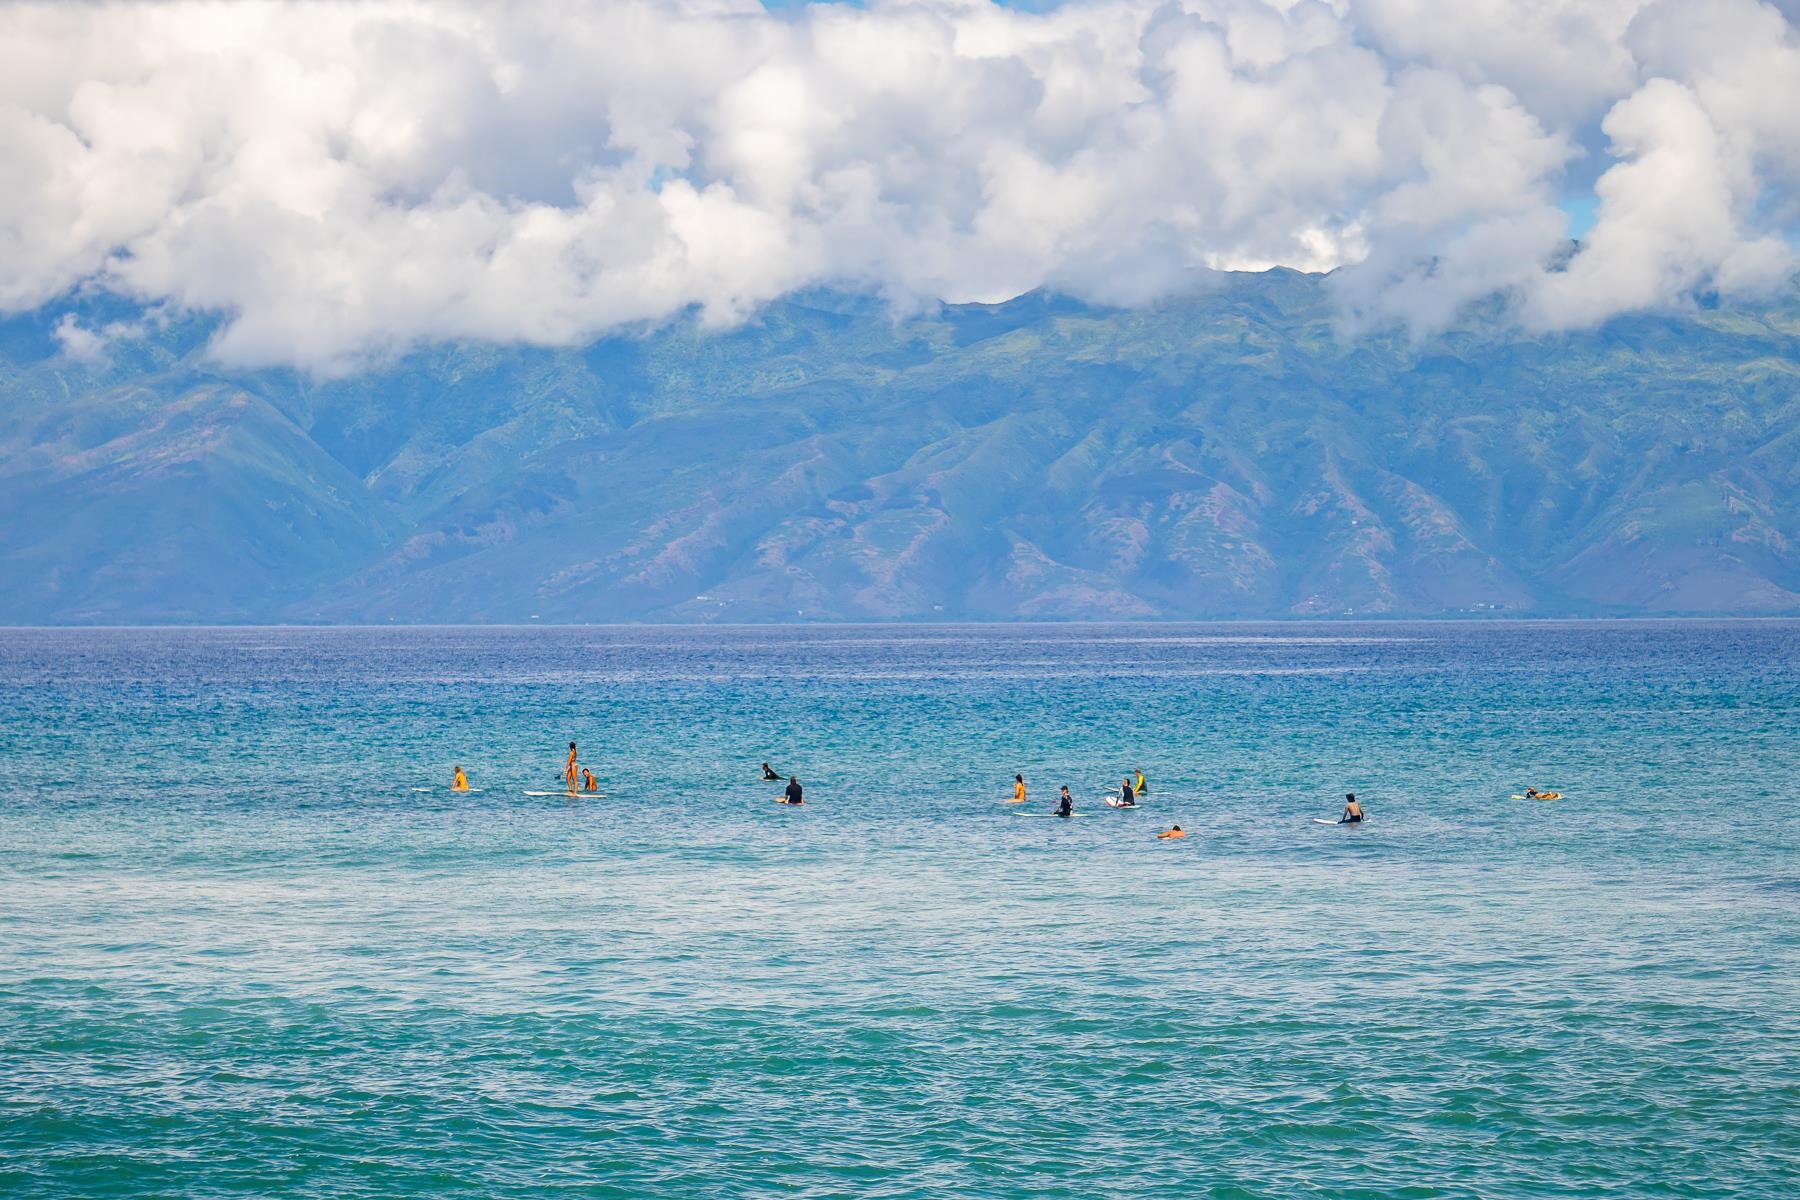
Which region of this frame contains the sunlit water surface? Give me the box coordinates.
[3,623,1797,1197]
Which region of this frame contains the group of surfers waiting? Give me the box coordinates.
[447,748,1368,831]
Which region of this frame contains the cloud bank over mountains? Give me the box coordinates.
[4,0,1798,372]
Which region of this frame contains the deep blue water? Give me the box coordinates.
[2,622,1797,1197]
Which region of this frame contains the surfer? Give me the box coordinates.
[1056,786,1073,818]
[782,776,804,805]
[1134,768,1148,796]
[582,768,599,793]
[452,766,468,792]
[761,762,781,781]
[1340,794,1364,824]
[1157,825,1186,839]
[1116,776,1137,807]
[1013,774,1027,803]
[565,742,578,795]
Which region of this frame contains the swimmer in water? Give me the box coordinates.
[1117,776,1137,807]
[565,742,578,795]
[582,768,598,793]
[762,762,781,781]
[1157,824,1186,839]
[1012,774,1027,804]
[1524,787,1542,799]
[782,776,804,805]
[1340,793,1364,824]
[452,766,468,792]
[1134,769,1148,797]
[1056,786,1073,818]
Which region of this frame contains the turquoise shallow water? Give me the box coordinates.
[2,622,1798,1198]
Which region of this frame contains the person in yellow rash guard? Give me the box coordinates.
[565,742,578,795]
[452,766,468,792]
[1013,774,1027,803]
[1157,825,1185,839]
[582,768,598,793]
[1135,769,1148,797]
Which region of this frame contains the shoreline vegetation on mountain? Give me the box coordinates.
[3,271,1798,624]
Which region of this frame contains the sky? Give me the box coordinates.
[3,0,1798,373]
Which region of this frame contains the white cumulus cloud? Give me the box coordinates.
[0,0,1796,372]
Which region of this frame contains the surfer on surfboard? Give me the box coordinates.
[452,766,468,792]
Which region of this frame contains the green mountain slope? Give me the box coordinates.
[2,271,1797,622]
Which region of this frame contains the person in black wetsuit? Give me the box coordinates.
[1056,786,1074,818]
[783,777,804,805]
[1117,776,1136,807]
[1340,793,1364,823]
[762,762,781,781]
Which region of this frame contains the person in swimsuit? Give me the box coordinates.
[762,762,781,781]
[1157,825,1186,839]
[1056,786,1073,818]
[582,768,598,793]
[1013,774,1027,803]
[565,742,578,795]
[1117,776,1136,807]
[452,766,468,792]
[783,777,804,805]
[1341,794,1364,823]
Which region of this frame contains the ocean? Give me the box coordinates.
[2,622,1797,1197]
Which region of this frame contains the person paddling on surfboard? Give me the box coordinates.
[761,762,781,781]
[781,777,804,805]
[452,766,468,792]
[1056,786,1073,818]
[1340,794,1364,824]
[565,742,578,796]
[1157,825,1185,839]
[581,768,598,793]
[1012,774,1027,804]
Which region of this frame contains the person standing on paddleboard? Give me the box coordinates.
[565,742,578,796]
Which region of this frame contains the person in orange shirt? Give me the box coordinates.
[1012,774,1027,804]
[452,766,468,792]
[1157,825,1186,839]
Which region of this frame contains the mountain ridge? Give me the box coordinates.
[3,270,1798,623]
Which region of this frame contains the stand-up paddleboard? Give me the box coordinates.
[1105,797,1140,809]
[524,790,606,797]
[416,786,484,794]
[998,797,1028,804]
[1313,818,1342,825]
[774,798,805,806]
[1016,812,1089,818]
